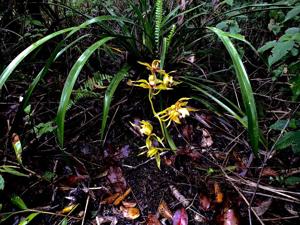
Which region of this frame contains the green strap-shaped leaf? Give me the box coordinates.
[18,213,39,225]
[56,37,114,146]
[208,27,259,155]
[100,65,129,140]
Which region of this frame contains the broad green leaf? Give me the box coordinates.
[258,40,276,53]
[225,0,233,6]
[18,213,39,225]
[285,176,300,186]
[290,75,300,100]
[269,119,300,130]
[275,131,300,154]
[61,218,68,225]
[208,27,260,155]
[100,65,129,140]
[0,175,4,190]
[11,195,27,210]
[284,5,300,22]
[268,41,294,66]
[56,37,114,146]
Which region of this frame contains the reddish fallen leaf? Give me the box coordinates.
[199,194,211,211]
[176,148,201,161]
[201,128,213,148]
[113,188,131,206]
[120,206,140,220]
[63,175,89,187]
[147,214,162,225]
[172,208,188,225]
[158,200,173,220]
[214,182,224,204]
[182,125,193,140]
[122,201,137,208]
[107,166,127,193]
[100,193,120,205]
[253,198,272,216]
[223,209,239,225]
[261,167,278,177]
[170,185,190,207]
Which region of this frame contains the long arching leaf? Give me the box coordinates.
[0,27,76,90]
[208,27,259,155]
[100,65,129,141]
[56,37,114,146]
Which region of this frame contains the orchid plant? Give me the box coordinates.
[128,60,196,168]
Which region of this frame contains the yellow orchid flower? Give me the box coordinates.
[130,120,153,136]
[138,60,165,75]
[156,97,197,127]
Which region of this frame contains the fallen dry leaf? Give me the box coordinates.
[95,216,118,225]
[172,208,188,225]
[214,182,224,204]
[261,167,278,177]
[170,185,190,207]
[223,209,239,225]
[201,128,213,148]
[62,175,89,187]
[100,193,120,205]
[120,206,140,220]
[253,198,272,216]
[122,201,137,208]
[60,204,77,214]
[113,188,131,206]
[147,214,162,225]
[199,194,211,211]
[107,166,127,193]
[12,133,22,164]
[176,148,201,161]
[158,200,173,220]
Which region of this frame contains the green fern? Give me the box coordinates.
[67,73,113,110]
[155,0,163,51]
[166,24,176,50]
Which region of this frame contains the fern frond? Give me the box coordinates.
[67,73,113,110]
[166,24,176,50]
[155,0,163,51]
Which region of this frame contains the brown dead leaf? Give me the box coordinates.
[147,214,162,225]
[158,200,173,220]
[122,201,137,208]
[100,193,120,205]
[182,125,193,140]
[201,128,213,148]
[261,167,278,177]
[253,198,272,216]
[107,166,127,193]
[214,182,224,204]
[120,206,140,220]
[199,194,211,211]
[113,188,131,206]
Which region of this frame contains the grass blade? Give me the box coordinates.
[208,27,259,155]
[56,37,114,146]
[100,65,129,141]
